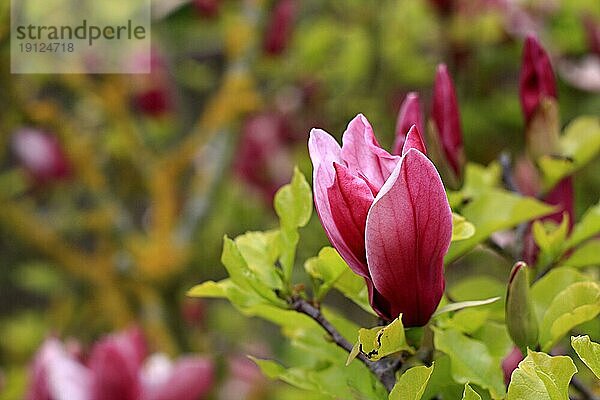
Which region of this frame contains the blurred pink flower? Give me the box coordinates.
[309,115,452,326]
[26,328,213,400]
[193,0,220,18]
[502,346,524,385]
[263,0,296,56]
[12,129,71,184]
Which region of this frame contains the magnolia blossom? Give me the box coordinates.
[12,129,71,183]
[263,0,296,55]
[26,328,213,400]
[392,92,424,156]
[309,114,452,326]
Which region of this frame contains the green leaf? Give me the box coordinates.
[532,215,570,266]
[571,335,600,379]
[304,247,347,300]
[187,280,227,298]
[461,162,503,198]
[349,317,411,362]
[332,270,374,315]
[446,189,555,263]
[452,213,476,241]
[274,167,313,280]
[274,166,313,230]
[221,236,286,307]
[421,355,464,400]
[539,281,600,351]
[565,200,600,250]
[433,297,500,317]
[462,383,482,400]
[433,327,506,398]
[235,230,283,289]
[443,308,491,335]
[389,364,434,400]
[530,267,588,324]
[560,239,600,268]
[538,116,600,190]
[506,350,577,400]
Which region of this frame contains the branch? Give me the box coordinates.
[290,296,398,392]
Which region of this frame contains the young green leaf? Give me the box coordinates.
[304,246,347,300]
[235,230,284,289]
[389,364,434,400]
[461,383,482,400]
[506,350,577,400]
[560,239,600,268]
[539,281,600,351]
[565,200,600,250]
[446,189,555,263]
[348,317,411,363]
[433,297,500,317]
[274,167,313,280]
[538,116,600,190]
[452,213,476,241]
[432,327,506,398]
[571,335,600,379]
[530,267,588,324]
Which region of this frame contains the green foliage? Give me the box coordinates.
[538,281,600,351]
[538,117,600,191]
[462,383,482,400]
[452,213,476,242]
[571,335,600,379]
[389,365,434,400]
[505,350,577,400]
[565,199,600,250]
[506,263,539,353]
[432,327,506,398]
[274,166,313,280]
[348,317,411,363]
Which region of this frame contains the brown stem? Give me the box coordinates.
[290,296,398,392]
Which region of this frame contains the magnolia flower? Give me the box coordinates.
[392,92,424,156]
[12,129,71,184]
[432,64,465,180]
[519,35,557,125]
[26,328,213,400]
[263,0,296,56]
[502,346,524,385]
[309,114,453,326]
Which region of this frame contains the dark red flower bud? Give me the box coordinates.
[134,88,171,117]
[519,35,557,125]
[392,92,424,156]
[12,129,71,184]
[193,0,220,18]
[263,0,296,56]
[432,64,465,179]
[502,346,524,385]
[583,16,600,56]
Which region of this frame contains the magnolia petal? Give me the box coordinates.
[365,149,452,326]
[308,129,369,277]
[401,125,427,156]
[393,93,424,155]
[88,328,147,400]
[520,35,557,124]
[341,114,400,189]
[326,163,374,277]
[142,356,214,400]
[432,64,464,177]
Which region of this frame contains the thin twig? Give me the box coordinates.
[571,376,600,400]
[290,296,398,392]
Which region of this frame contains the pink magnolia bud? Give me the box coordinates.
[519,35,557,125]
[263,0,296,56]
[309,114,452,326]
[12,129,71,184]
[392,92,424,156]
[432,64,465,179]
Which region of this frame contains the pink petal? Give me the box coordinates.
[365,149,452,326]
[519,35,557,124]
[401,125,427,156]
[432,64,464,177]
[88,328,147,400]
[340,114,400,190]
[502,347,524,385]
[309,129,370,278]
[326,163,375,277]
[142,356,214,400]
[26,339,93,400]
[393,93,424,155]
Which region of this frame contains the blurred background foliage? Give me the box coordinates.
[0,0,599,398]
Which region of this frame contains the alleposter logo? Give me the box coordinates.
[11,0,151,74]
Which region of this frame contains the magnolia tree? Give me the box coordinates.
[190,35,600,399]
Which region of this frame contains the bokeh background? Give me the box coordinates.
[0,0,599,398]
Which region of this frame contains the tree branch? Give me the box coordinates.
[290,296,398,392]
